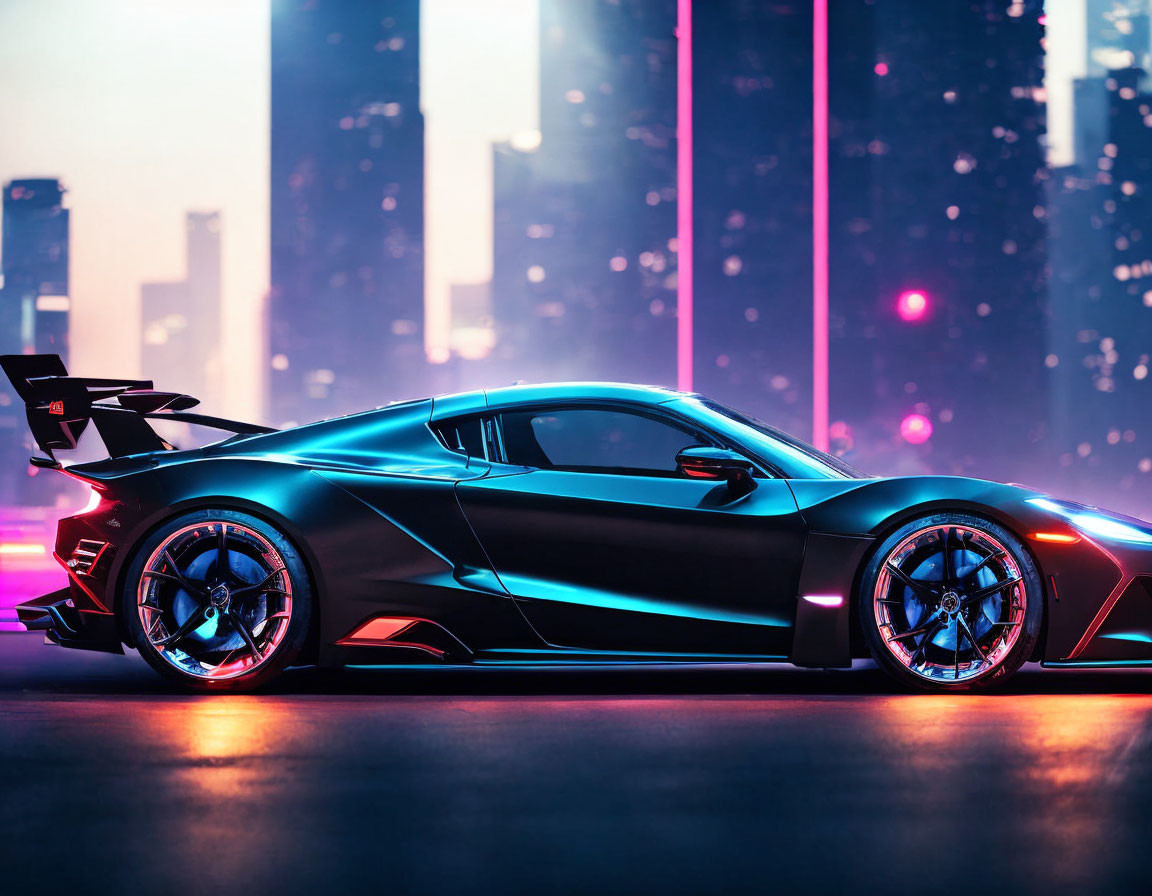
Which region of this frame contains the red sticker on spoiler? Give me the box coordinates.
[48,401,64,416]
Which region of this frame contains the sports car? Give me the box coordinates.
[4,353,1152,692]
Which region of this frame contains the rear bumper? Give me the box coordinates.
[16,588,123,654]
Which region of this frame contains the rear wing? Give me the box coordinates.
[1,353,276,464]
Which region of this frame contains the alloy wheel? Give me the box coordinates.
[872,524,1027,683]
[137,521,294,680]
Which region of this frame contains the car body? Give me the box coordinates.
[4,353,1152,691]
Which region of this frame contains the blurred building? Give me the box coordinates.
[1048,63,1152,509]
[448,281,494,362]
[491,0,1050,479]
[1086,1,1151,74]
[826,0,1049,479]
[1,179,69,358]
[269,0,424,425]
[692,0,814,438]
[490,0,677,387]
[0,178,70,506]
[140,212,222,404]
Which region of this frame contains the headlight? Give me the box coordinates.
[1027,498,1152,545]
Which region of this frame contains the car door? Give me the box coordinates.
[454,403,806,655]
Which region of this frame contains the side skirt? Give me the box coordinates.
[470,648,789,666]
[1042,660,1152,669]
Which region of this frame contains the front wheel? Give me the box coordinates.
[859,513,1043,692]
[123,509,313,692]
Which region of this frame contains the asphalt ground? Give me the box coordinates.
[3,632,1152,894]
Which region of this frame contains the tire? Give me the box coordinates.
[858,513,1043,692]
[123,509,313,692]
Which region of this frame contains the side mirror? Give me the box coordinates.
[676,446,756,490]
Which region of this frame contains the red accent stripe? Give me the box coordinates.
[53,551,111,614]
[336,617,419,646]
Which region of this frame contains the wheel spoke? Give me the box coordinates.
[231,568,287,599]
[216,524,230,580]
[961,550,1006,582]
[253,611,291,637]
[942,528,955,584]
[956,614,988,664]
[157,552,206,597]
[953,619,960,679]
[909,618,946,666]
[155,606,208,647]
[228,611,263,659]
[886,563,938,597]
[145,612,165,641]
[963,575,1023,605]
[142,569,204,595]
[886,612,942,642]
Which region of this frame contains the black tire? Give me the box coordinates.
[122,508,313,692]
[859,512,1043,692]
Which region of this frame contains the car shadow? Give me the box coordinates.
[3,638,1152,700]
[260,662,1152,698]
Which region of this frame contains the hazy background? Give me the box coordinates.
[0,0,539,418]
[0,0,1084,419]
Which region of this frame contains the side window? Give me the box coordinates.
[433,416,488,459]
[499,407,707,476]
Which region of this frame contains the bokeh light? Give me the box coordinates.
[900,413,934,444]
[896,290,930,322]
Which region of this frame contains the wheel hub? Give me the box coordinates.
[940,591,960,615]
[209,583,231,609]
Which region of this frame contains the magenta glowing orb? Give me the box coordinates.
[900,413,934,444]
[896,289,929,322]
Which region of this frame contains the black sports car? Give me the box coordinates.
[4,353,1152,692]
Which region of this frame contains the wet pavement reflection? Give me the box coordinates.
[2,633,1152,893]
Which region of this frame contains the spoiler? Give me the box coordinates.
[1,353,276,463]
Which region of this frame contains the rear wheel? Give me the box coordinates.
[124,509,313,692]
[859,513,1042,692]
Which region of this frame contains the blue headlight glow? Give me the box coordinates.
[1027,498,1152,545]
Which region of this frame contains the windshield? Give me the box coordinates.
[686,398,868,480]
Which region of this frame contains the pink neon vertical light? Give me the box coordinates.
[676,0,694,392]
[812,0,830,451]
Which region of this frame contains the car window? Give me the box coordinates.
[433,416,488,458]
[499,407,706,476]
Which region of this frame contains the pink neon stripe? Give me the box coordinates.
[802,594,844,608]
[676,0,694,392]
[812,0,830,451]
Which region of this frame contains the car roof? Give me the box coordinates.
[430,382,682,418]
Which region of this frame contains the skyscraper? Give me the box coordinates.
[1,179,69,358]
[1048,61,1152,510]
[1086,0,1151,74]
[0,178,70,505]
[490,0,678,387]
[270,0,424,425]
[140,211,222,404]
[692,1,815,438]
[827,0,1049,479]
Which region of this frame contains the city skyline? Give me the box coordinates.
[0,0,1148,514]
[140,210,224,412]
[269,0,427,425]
[0,2,1094,396]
